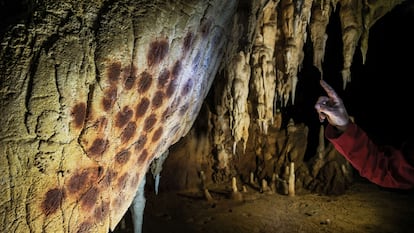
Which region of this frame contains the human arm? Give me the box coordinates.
[315,79,414,189]
[326,122,414,189]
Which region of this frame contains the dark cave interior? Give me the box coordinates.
[290,0,414,161]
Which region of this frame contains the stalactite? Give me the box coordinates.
[130,175,146,233]
[153,0,408,197]
[280,0,313,105]
[359,0,405,64]
[229,51,251,154]
[212,104,232,178]
[310,0,332,77]
[150,150,169,195]
[339,0,363,89]
[252,0,278,134]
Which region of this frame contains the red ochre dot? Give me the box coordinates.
[71,102,86,129]
[166,79,177,97]
[115,106,133,128]
[144,114,157,132]
[117,173,129,189]
[80,186,99,210]
[136,98,150,118]
[157,69,170,88]
[147,40,169,67]
[88,138,109,158]
[102,87,117,111]
[68,170,89,194]
[183,31,195,53]
[115,150,131,165]
[171,60,182,78]
[94,201,110,223]
[152,91,164,109]
[121,122,137,143]
[123,65,138,90]
[137,149,149,164]
[200,19,212,38]
[108,62,122,83]
[137,72,153,93]
[41,188,65,216]
[181,79,193,96]
[124,75,136,90]
[152,127,163,142]
[102,169,118,188]
[77,221,92,233]
[135,135,147,152]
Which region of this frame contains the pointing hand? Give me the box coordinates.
[314,80,350,131]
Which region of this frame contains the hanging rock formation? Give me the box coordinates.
[161,0,408,195]
[0,0,409,232]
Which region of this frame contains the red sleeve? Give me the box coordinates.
[326,122,414,189]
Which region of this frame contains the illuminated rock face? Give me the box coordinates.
[0,0,409,232]
[0,1,237,232]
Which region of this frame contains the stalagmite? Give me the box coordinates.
[261,179,272,193]
[249,171,261,190]
[275,173,288,195]
[250,171,256,185]
[200,171,215,203]
[281,179,289,195]
[271,173,277,192]
[288,162,295,196]
[231,176,243,201]
[341,163,353,184]
[200,170,207,189]
[311,124,326,177]
[204,189,215,203]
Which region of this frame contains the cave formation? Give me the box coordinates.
[144,0,414,231]
[159,0,414,195]
[1,0,414,233]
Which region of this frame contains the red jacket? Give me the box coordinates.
[326,122,414,189]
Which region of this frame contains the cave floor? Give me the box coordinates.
[113,181,414,233]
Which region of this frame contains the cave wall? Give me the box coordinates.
[0,0,239,232]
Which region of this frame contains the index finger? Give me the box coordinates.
[320,79,340,101]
